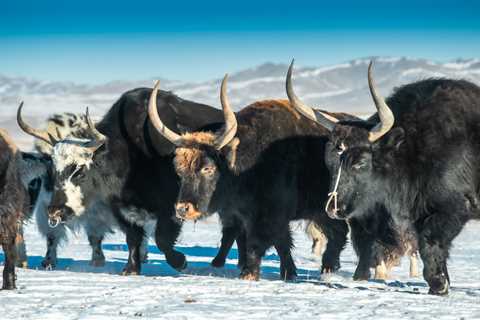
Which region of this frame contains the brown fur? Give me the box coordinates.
[249,99,301,120]
[174,132,216,175]
[0,129,30,289]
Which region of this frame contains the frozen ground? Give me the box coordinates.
[1,217,480,319]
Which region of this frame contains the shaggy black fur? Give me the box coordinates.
[47,87,231,274]
[321,78,480,294]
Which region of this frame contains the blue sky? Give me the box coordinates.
[1,0,479,83]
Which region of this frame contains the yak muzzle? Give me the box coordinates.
[175,202,203,221]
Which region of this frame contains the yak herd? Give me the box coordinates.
[1,60,480,296]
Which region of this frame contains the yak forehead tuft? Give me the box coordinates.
[174,131,216,175]
[52,138,94,172]
[174,147,204,175]
[63,180,85,215]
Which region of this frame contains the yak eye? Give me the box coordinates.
[200,166,216,176]
[336,142,346,155]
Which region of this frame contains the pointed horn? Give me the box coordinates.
[17,102,56,146]
[367,61,394,142]
[84,107,106,151]
[286,59,338,131]
[147,80,183,146]
[215,74,238,150]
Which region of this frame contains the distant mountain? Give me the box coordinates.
[2,56,480,134]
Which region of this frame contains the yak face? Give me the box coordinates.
[324,122,404,220]
[324,123,373,219]
[173,134,223,221]
[47,138,106,225]
[17,103,107,227]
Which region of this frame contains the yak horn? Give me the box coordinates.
[286,59,339,131]
[147,80,183,146]
[84,107,106,151]
[215,74,238,150]
[17,102,57,146]
[367,61,394,142]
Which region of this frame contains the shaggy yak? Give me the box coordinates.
[289,60,480,295]
[147,77,350,281]
[287,62,419,280]
[0,128,48,289]
[16,87,241,275]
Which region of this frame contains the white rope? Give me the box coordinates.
[325,159,343,216]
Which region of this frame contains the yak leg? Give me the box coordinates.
[274,227,297,281]
[139,236,149,263]
[374,259,388,280]
[211,224,239,268]
[349,218,374,280]
[121,225,144,275]
[15,223,27,268]
[417,197,469,295]
[318,217,348,274]
[87,235,105,267]
[409,252,420,278]
[154,215,186,271]
[240,228,270,281]
[236,231,247,269]
[36,209,66,269]
[2,237,17,290]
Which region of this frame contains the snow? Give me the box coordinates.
[1,217,480,319]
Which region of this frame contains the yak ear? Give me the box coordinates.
[222,137,240,172]
[381,127,405,151]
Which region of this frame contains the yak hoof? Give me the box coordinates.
[41,259,56,270]
[167,251,187,271]
[352,269,370,281]
[240,270,260,281]
[121,268,140,276]
[210,256,226,268]
[90,258,106,268]
[321,266,337,274]
[2,274,16,290]
[281,272,297,282]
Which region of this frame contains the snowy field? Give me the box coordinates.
[1,217,480,319]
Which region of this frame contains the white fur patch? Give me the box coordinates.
[63,179,85,215]
[52,139,94,173]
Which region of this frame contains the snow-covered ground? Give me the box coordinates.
[1,217,480,319]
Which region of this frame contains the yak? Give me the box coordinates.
[289,60,480,295]
[0,128,48,289]
[16,87,241,275]
[147,77,350,281]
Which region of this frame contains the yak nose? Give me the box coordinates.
[175,202,192,218]
[47,206,63,228]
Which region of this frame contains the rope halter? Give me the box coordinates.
[325,143,346,219]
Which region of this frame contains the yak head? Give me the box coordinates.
[287,60,404,220]
[17,104,108,226]
[147,77,239,221]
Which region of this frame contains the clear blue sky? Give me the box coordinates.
[1,0,479,83]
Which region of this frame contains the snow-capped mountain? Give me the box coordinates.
[1,57,480,143]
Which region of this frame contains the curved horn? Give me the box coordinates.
[84,107,106,151]
[286,59,339,131]
[17,102,56,146]
[215,74,238,150]
[147,80,183,146]
[367,61,394,142]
